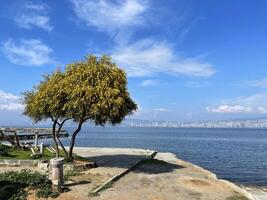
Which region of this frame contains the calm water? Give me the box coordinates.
[61,127,267,186]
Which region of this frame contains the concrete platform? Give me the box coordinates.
[69,147,254,200]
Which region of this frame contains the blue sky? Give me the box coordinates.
[1,0,267,125]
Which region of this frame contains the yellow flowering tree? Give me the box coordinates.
[23,55,137,160]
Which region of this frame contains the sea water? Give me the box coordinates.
[61,127,267,186]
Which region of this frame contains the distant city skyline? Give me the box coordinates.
[121,118,267,128]
[1,0,267,125]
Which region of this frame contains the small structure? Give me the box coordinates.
[46,145,57,154]
[50,157,65,188]
[40,142,44,156]
[34,131,39,148]
[30,147,42,159]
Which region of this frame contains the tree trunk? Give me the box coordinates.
[52,121,60,157]
[13,131,21,148]
[55,118,70,157]
[68,121,83,160]
[55,121,68,157]
[56,137,68,157]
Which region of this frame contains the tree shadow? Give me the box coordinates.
[84,154,145,168]
[133,159,185,174]
[84,154,185,174]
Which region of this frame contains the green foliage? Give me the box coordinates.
[9,189,27,200]
[23,70,68,123]
[0,144,10,156]
[0,170,58,200]
[23,54,137,126]
[64,55,137,125]
[23,54,137,158]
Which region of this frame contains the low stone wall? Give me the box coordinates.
[40,160,97,173]
[0,159,96,173]
[0,159,39,167]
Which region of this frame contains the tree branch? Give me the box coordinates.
[55,118,71,157]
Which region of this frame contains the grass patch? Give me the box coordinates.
[0,170,59,200]
[0,144,65,160]
[0,144,89,165]
[226,195,249,200]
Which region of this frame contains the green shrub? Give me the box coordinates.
[0,144,10,157]
[0,170,59,200]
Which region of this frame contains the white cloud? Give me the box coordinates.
[257,106,267,114]
[70,1,215,78]
[140,79,160,86]
[70,1,216,78]
[206,105,252,113]
[0,90,24,111]
[233,94,267,107]
[246,79,267,88]
[25,4,46,11]
[0,103,24,111]
[70,0,147,33]
[207,93,267,114]
[15,3,52,32]
[2,38,54,66]
[16,15,52,32]
[0,90,20,101]
[112,39,216,77]
[154,108,168,112]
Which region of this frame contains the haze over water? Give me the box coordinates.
[63,127,267,186]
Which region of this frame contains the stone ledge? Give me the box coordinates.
[0,159,39,167]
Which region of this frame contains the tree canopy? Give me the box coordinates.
[23,70,68,122]
[23,55,137,159]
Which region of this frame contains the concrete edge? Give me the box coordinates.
[90,151,158,195]
[0,159,40,167]
[218,180,256,200]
